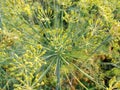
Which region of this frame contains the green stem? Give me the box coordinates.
[56,58,61,90]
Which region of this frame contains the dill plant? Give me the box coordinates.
[0,0,120,90]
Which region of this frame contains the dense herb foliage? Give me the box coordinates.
[0,0,120,90]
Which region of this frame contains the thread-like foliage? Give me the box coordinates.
[0,0,120,90]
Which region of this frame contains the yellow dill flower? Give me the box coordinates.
[41,81,44,85]
[23,4,32,16]
[37,44,42,49]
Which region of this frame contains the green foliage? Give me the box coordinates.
[0,0,120,90]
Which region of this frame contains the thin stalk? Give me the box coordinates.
[60,55,69,65]
[32,58,55,87]
[71,72,88,90]
[56,58,61,90]
[72,63,106,89]
[81,35,112,67]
